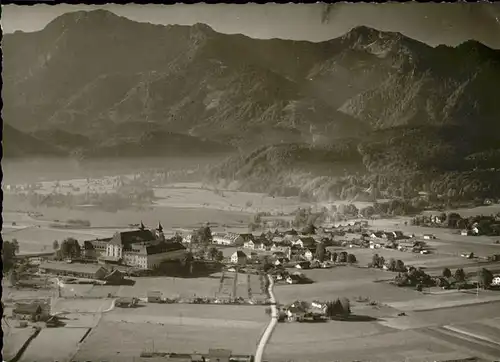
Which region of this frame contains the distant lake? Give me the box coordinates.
[2,156,228,184]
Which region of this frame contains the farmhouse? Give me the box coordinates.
[39,262,108,280]
[294,237,316,249]
[235,233,255,246]
[243,239,255,249]
[492,276,500,286]
[231,250,248,265]
[212,232,239,245]
[304,248,314,261]
[12,303,43,321]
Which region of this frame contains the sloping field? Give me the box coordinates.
[2,324,38,361]
[19,327,89,362]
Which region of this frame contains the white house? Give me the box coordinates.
[243,240,255,249]
[491,276,500,286]
[423,234,436,240]
[182,233,193,244]
[212,232,238,245]
[231,250,248,265]
[461,230,469,236]
[254,241,267,251]
[304,249,314,261]
[294,237,316,249]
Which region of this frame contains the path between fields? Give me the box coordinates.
[255,275,278,362]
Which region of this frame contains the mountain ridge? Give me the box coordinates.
[3,9,500,161]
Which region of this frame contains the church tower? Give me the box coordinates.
[155,221,165,242]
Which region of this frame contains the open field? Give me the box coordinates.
[19,327,90,362]
[275,266,421,305]
[2,323,39,361]
[74,304,268,360]
[265,326,481,362]
[59,276,222,300]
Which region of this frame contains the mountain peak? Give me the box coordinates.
[191,23,215,33]
[44,9,128,31]
[345,25,383,40]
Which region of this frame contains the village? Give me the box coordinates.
[4,201,500,362]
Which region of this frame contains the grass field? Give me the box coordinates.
[61,276,222,300]
[74,304,268,360]
[19,327,90,362]
[265,327,470,362]
[274,266,420,305]
[2,323,38,361]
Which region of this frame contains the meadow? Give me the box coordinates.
[74,304,268,360]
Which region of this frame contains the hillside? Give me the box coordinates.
[3,124,66,158]
[3,9,499,175]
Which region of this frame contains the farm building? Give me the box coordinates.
[12,303,43,321]
[231,250,248,265]
[147,290,162,303]
[39,262,108,280]
[212,232,239,245]
[208,349,232,362]
[116,297,139,308]
[234,233,255,246]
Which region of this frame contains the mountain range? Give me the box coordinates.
[3,9,500,190]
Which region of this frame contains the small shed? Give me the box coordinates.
[147,290,162,303]
[208,349,231,362]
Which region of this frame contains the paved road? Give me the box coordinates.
[255,275,278,362]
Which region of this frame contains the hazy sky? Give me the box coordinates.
[2,3,500,48]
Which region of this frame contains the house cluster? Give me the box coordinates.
[83,222,187,270]
[338,228,431,254]
[279,300,328,322]
[39,261,127,284]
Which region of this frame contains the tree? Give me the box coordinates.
[9,269,18,286]
[172,232,183,243]
[386,258,397,271]
[347,254,357,264]
[60,238,81,259]
[379,256,385,269]
[315,243,326,262]
[371,254,380,268]
[301,223,317,235]
[12,239,20,254]
[331,252,338,263]
[478,268,494,289]
[454,268,466,282]
[53,240,60,251]
[2,241,17,272]
[442,268,452,278]
[395,260,405,272]
[193,226,213,245]
[337,251,348,263]
[208,247,219,261]
[215,250,224,262]
[339,297,351,316]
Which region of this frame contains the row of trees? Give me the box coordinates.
[369,254,406,272]
[2,239,20,272]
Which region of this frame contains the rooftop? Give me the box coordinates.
[110,229,156,246]
[39,261,107,275]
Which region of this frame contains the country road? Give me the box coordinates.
[255,275,278,362]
